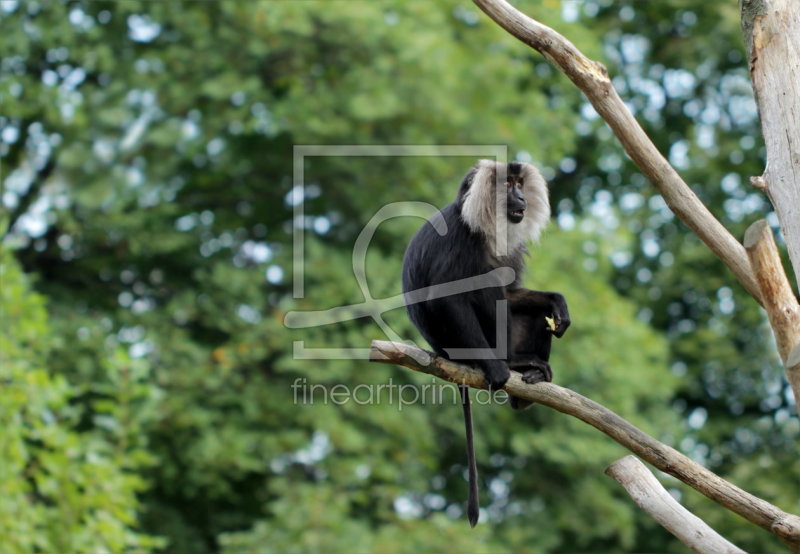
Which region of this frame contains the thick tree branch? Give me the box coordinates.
[606,456,745,554]
[740,0,800,290]
[744,219,800,406]
[370,340,800,548]
[471,0,762,304]
[788,345,800,395]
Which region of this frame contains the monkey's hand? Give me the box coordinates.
[548,293,570,338]
[483,362,510,391]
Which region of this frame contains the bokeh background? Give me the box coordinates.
[1,1,798,552]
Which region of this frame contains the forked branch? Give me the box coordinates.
[370,340,800,548]
[471,0,762,304]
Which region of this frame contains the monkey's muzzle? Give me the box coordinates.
[508,209,525,223]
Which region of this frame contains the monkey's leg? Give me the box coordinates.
[427,297,511,390]
[508,358,551,410]
[508,310,553,410]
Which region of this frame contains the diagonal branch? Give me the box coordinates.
[744,219,800,407]
[606,456,746,554]
[471,0,762,305]
[370,340,800,548]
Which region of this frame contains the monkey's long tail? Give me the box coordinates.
[460,384,479,527]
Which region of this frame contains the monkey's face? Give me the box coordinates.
[461,159,550,248]
[506,176,527,224]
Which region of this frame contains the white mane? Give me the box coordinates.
[460,159,550,256]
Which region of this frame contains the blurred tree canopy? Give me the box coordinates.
[1,0,797,552]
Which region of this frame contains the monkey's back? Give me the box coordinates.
[401,203,505,357]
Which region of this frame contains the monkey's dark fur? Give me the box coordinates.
[401,160,570,527]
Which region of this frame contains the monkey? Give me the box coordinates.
[401,159,570,527]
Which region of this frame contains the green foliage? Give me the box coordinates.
[0,247,163,552]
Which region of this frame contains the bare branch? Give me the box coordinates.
[750,175,768,191]
[370,340,800,547]
[606,456,746,554]
[788,345,800,395]
[744,219,800,406]
[471,0,762,304]
[740,0,800,290]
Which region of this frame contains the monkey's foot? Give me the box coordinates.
[484,365,511,391]
[521,364,552,384]
[508,361,550,410]
[509,358,552,383]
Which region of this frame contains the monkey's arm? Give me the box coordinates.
[506,288,570,338]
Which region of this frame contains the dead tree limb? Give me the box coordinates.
[370,340,800,548]
[740,0,800,290]
[471,0,762,304]
[789,345,800,395]
[606,456,746,554]
[744,220,800,405]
